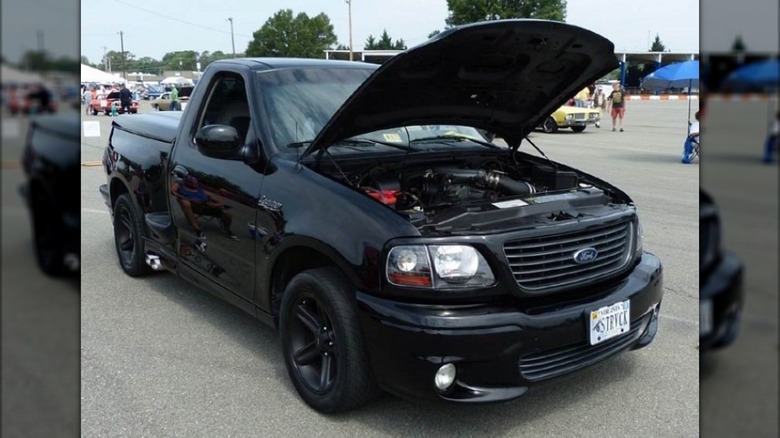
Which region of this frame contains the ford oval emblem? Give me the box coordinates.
[573,248,599,264]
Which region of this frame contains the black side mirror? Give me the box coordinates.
[195,124,242,160]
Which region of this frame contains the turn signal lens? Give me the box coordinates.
[387,246,432,287]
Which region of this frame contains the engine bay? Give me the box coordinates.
[325,153,627,233]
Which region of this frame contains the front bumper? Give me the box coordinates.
[562,118,599,127]
[700,251,743,349]
[356,252,663,403]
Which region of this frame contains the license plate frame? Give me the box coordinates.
[589,300,631,345]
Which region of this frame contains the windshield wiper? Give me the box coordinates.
[286,140,313,148]
[288,138,416,152]
[410,134,499,149]
[342,138,416,152]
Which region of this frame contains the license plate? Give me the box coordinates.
[589,300,630,345]
[700,299,712,336]
[181,102,188,110]
[100,100,107,107]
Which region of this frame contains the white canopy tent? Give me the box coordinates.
[81,63,125,84]
[160,76,193,86]
[1,64,44,84]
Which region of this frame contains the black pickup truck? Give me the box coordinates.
[100,20,663,413]
[699,190,743,349]
[20,112,81,276]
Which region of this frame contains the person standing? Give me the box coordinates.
[592,88,605,128]
[119,83,133,114]
[169,86,179,111]
[607,82,627,132]
[575,86,590,107]
[83,87,93,115]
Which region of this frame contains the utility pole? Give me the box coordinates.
[346,0,353,61]
[227,18,236,58]
[102,46,111,72]
[118,30,126,79]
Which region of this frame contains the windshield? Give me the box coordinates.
[258,68,373,153]
[257,67,492,156]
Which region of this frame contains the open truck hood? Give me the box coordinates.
[302,19,618,158]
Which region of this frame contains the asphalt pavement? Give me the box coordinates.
[1,110,80,438]
[699,97,778,438]
[80,100,701,437]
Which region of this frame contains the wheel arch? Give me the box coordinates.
[266,241,363,327]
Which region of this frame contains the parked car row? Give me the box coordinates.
[88,91,139,115]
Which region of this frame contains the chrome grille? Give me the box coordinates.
[504,221,633,291]
[574,113,586,120]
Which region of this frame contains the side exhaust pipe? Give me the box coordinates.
[145,253,162,270]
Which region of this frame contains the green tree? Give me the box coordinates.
[335,43,350,50]
[99,50,133,72]
[20,50,50,71]
[364,29,406,50]
[649,34,666,52]
[132,56,162,73]
[80,55,93,66]
[245,9,337,58]
[48,56,79,73]
[161,50,198,70]
[731,35,746,52]
[428,30,441,39]
[445,0,566,26]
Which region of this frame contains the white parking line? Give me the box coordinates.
[82,208,109,215]
[659,313,697,325]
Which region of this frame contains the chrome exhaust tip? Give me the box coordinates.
[145,253,162,270]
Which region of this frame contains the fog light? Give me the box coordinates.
[434,363,457,391]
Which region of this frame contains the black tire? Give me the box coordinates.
[153,105,159,112]
[92,108,98,116]
[571,126,586,132]
[29,185,72,277]
[542,117,558,133]
[113,193,152,277]
[280,267,380,413]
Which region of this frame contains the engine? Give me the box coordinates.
[360,164,538,212]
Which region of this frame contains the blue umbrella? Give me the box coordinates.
[641,60,700,89]
[641,60,700,133]
[723,58,779,90]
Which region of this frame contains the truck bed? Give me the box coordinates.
[112,112,182,143]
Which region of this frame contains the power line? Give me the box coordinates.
[110,0,253,39]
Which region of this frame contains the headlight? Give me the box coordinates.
[565,114,574,120]
[386,245,495,289]
[634,219,644,258]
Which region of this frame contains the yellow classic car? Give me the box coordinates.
[539,105,601,133]
[150,86,194,111]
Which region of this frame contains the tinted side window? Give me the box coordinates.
[196,74,251,146]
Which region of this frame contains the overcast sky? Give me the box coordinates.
[79,0,702,66]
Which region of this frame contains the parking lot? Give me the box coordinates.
[699,97,778,438]
[80,100,700,437]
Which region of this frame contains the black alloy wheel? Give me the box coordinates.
[113,194,152,276]
[288,295,338,394]
[280,268,380,413]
